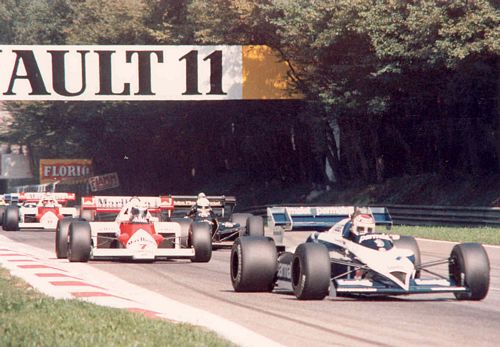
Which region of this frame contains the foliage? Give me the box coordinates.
[0,0,498,193]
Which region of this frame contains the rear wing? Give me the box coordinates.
[5,192,76,205]
[172,195,236,218]
[267,206,392,231]
[81,196,174,215]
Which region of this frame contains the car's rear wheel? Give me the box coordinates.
[231,236,277,292]
[449,243,490,300]
[68,221,92,262]
[246,215,264,237]
[190,222,212,262]
[393,235,421,278]
[55,217,76,259]
[292,243,330,300]
[3,206,19,231]
[0,205,6,226]
[230,213,253,237]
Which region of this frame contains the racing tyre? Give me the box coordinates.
[0,205,6,226]
[3,206,19,231]
[68,221,92,262]
[393,235,422,278]
[246,215,264,237]
[190,222,212,262]
[231,236,277,292]
[230,213,253,237]
[55,217,76,258]
[449,243,490,300]
[292,243,330,300]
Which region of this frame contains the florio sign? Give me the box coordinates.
[40,159,92,184]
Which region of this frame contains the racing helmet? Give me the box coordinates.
[196,197,211,218]
[351,213,376,236]
[197,197,210,209]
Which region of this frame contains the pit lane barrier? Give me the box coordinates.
[237,204,500,227]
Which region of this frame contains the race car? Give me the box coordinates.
[172,195,264,248]
[230,207,490,301]
[2,192,78,231]
[55,195,212,262]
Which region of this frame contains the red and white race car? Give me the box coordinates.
[55,196,212,263]
[2,192,78,231]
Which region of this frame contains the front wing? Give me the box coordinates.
[90,247,195,261]
[331,278,468,296]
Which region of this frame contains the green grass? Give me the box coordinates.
[391,225,500,245]
[0,268,234,347]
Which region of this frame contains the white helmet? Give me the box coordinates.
[197,192,206,199]
[351,213,375,236]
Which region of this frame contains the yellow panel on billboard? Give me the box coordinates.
[242,45,302,100]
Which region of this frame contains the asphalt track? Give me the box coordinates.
[1,228,499,347]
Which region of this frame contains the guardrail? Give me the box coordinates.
[237,204,500,227]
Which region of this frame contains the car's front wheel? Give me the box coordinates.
[292,243,330,300]
[67,221,92,262]
[449,243,490,300]
[190,222,212,262]
[231,236,277,292]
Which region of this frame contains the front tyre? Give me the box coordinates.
[190,222,212,262]
[231,236,277,292]
[68,221,92,262]
[55,217,75,259]
[449,243,490,300]
[3,206,19,231]
[292,243,330,300]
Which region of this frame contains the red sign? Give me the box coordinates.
[40,159,92,183]
[88,172,120,192]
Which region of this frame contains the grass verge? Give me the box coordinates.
[0,268,234,347]
[391,225,500,245]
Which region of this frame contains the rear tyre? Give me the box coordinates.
[3,206,19,231]
[190,222,212,262]
[230,213,253,237]
[231,236,277,292]
[292,243,330,300]
[0,205,6,226]
[246,215,264,237]
[55,217,76,259]
[68,221,92,262]
[449,243,490,300]
[393,235,421,278]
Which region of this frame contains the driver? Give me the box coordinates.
[188,193,214,219]
[334,208,376,242]
[127,198,156,223]
[348,212,376,240]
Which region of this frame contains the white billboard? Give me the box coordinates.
[0,45,242,101]
[1,153,33,179]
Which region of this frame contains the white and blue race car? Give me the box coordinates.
[230,207,490,301]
